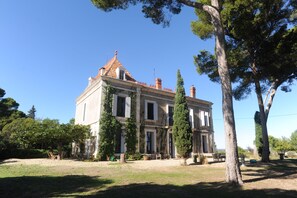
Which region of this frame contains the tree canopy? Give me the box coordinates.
[193,0,297,162]
[27,105,36,119]
[91,0,243,185]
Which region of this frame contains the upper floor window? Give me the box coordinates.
[200,110,210,127]
[145,100,158,121]
[167,105,174,126]
[116,96,126,117]
[116,67,126,80]
[119,70,125,80]
[112,94,131,118]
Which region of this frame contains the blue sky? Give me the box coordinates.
[1,1,296,149]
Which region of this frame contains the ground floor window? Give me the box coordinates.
[168,133,175,158]
[115,130,125,153]
[146,131,155,154]
[202,135,208,153]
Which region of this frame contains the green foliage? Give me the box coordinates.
[254,111,263,156]
[0,88,26,132]
[290,130,297,150]
[98,85,122,160]
[0,149,48,160]
[91,0,182,26]
[27,105,36,119]
[194,0,297,100]
[1,117,90,158]
[2,118,39,149]
[172,70,192,158]
[191,0,213,40]
[269,135,293,153]
[237,146,247,158]
[125,93,137,155]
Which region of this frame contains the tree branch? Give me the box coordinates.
[179,0,217,14]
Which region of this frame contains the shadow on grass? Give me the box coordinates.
[87,182,297,198]
[0,175,113,197]
[0,160,18,165]
[242,159,297,183]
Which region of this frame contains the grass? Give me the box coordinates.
[0,159,296,197]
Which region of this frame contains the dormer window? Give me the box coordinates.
[116,67,126,80]
[119,70,125,80]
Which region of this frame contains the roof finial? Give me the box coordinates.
[115,50,118,57]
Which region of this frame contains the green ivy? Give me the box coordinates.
[125,92,137,155]
[97,85,122,161]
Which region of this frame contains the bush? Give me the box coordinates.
[126,152,142,161]
[0,149,48,159]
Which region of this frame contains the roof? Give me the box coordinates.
[95,51,136,82]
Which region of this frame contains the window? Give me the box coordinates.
[146,131,155,154]
[112,95,131,118]
[145,100,158,120]
[200,111,210,127]
[167,105,174,126]
[116,67,126,80]
[147,102,154,120]
[116,96,126,117]
[202,135,208,153]
[119,70,125,80]
[115,130,125,153]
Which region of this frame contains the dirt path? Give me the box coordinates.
[2,158,225,169]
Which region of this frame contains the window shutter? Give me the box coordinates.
[205,112,209,126]
[116,68,120,79]
[112,94,117,116]
[125,96,131,118]
[200,111,205,126]
[144,101,148,119]
[189,108,194,128]
[154,102,158,120]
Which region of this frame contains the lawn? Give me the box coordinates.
[0,159,296,197]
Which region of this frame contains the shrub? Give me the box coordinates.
[0,149,48,159]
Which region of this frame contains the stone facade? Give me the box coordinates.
[75,53,214,158]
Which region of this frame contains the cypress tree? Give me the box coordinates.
[173,70,192,165]
[27,105,36,119]
[254,111,263,157]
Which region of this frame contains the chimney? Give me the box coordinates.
[100,67,105,76]
[156,78,162,90]
[190,85,196,98]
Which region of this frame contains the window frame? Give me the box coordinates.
[112,94,131,118]
[145,100,158,121]
[145,129,156,154]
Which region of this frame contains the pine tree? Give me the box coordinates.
[173,70,192,166]
[254,111,263,157]
[27,105,36,119]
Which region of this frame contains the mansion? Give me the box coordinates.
[75,52,215,158]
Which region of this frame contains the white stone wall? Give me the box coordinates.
[75,80,103,157]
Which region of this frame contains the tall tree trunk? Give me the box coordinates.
[211,0,243,185]
[180,0,243,185]
[254,78,270,162]
[265,81,278,118]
